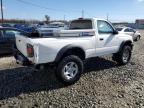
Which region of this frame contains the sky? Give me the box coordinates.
[2,0,144,22]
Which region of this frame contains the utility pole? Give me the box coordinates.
[64,15,66,21]
[82,10,84,18]
[106,13,109,21]
[0,0,4,24]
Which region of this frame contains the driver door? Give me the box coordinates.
[96,20,120,56]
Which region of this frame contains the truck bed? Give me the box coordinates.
[15,29,95,64]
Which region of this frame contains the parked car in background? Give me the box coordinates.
[0,27,29,55]
[13,24,36,33]
[1,23,13,27]
[37,22,67,37]
[116,27,141,41]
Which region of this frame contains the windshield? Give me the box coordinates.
[116,28,123,31]
[69,20,92,30]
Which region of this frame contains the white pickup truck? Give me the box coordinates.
[14,18,133,85]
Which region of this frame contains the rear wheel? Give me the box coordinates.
[55,55,83,85]
[112,45,132,65]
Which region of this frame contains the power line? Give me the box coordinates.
[15,0,80,13]
[84,11,95,18]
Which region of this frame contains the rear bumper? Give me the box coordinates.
[13,45,55,70]
[13,47,33,66]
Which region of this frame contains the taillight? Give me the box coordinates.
[27,44,34,57]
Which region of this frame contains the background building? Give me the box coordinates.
[135,19,144,25]
[135,19,144,29]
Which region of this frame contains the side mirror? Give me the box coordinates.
[113,30,118,34]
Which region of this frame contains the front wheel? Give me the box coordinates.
[113,45,132,65]
[136,35,140,41]
[55,55,84,85]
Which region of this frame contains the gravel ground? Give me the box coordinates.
[0,31,144,108]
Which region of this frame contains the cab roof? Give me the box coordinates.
[73,18,108,22]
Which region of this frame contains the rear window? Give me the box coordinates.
[116,28,123,31]
[69,20,92,30]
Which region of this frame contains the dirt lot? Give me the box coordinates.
[0,31,144,108]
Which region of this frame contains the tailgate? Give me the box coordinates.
[15,35,31,57]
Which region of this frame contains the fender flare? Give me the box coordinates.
[118,40,133,52]
[55,44,85,63]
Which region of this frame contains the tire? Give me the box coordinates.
[112,45,132,65]
[55,55,84,85]
[136,36,140,41]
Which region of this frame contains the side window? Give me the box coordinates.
[3,30,16,38]
[129,29,134,32]
[124,29,130,32]
[97,20,114,34]
[3,29,29,38]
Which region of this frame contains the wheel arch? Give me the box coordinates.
[119,40,133,52]
[55,45,86,63]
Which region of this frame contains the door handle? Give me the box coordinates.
[99,38,104,41]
